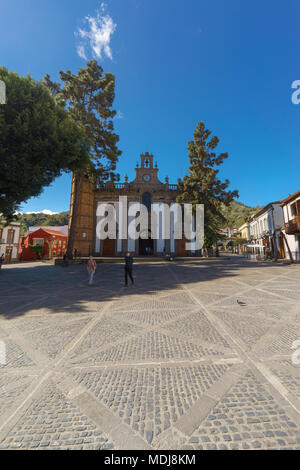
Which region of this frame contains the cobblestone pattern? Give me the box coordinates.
[81,330,222,364]
[181,371,300,450]
[0,375,34,417]
[72,364,230,444]
[24,318,92,359]
[110,308,193,327]
[70,316,142,361]
[263,324,300,356]
[213,310,274,349]
[8,314,92,333]
[0,383,115,450]
[0,260,299,450]
[113,299,194,312]
[270,362,300,399]
[165,311,231,349]
[0,339,35,368]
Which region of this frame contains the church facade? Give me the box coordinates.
[68,152,190,257]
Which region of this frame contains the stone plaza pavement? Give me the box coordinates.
[0,257,300,450]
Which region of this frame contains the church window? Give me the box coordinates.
[142,192,151,212]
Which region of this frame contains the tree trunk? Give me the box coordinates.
[67,174,82,259]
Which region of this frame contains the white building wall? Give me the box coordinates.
[273,204,284,229]
[0,222,21,260]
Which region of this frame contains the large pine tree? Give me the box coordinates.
[177,121,238,250]
[45,61,121,257]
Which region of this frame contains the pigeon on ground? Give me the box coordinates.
[237,299,246,306]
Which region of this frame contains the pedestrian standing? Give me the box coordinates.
[124,252,134,287]
[87,256,96,285]
[0,254,4,270]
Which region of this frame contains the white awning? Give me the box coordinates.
[242,244,261,248]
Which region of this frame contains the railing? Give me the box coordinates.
[96,182,179,192]
[96,183,131,192]
[284,216,300,234]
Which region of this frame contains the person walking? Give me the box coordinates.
[124,252,134,287]
[87,256,97,286]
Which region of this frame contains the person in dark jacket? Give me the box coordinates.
[124,252,134,286]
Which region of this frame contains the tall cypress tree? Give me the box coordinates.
[45,60,121,257]
[177,121,238,250]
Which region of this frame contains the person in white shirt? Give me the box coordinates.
[87,256,97,285]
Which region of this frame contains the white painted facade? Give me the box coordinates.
[0,221,21,261]
[95,200,179,255]
[281,192,300,261]
[248,203,283,256]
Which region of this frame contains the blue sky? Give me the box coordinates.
[1,0,300,212]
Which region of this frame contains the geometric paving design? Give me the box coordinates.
[79,330,223,364]
[0,258,299,450]
[213,310,274,350]
[0,383,115,450]
[166,311,231,349]
[110,308,193,327]
[72,363,231,444]
[182,371,300,450]
[23,317,93,359]
[0,339,35,368]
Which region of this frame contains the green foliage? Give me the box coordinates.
[0,67,90,220]
[44,60,121,181]
[232,237,248,246]
[177,121,239,248]
[45,60,122,257]
[221,200,261,229]
[17,211,69,235]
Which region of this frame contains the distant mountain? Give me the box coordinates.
[18,211,69,235]
[24,209,59,215]
[221,200,261,229]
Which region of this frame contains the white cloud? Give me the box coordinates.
[76,3,117,61]
[77,44,87,60]
[116,110,124,119]
[23,209,59,215]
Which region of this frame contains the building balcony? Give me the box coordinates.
[284,216,300,234]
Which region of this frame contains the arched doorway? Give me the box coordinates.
[139,229,153,255]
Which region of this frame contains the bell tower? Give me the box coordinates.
[134,152,161,184]
[140,152,154,169]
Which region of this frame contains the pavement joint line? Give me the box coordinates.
[166,263,300,418]
[0,283,125,442]
[52,285,126,368]
[1,259,300,450]
[55,374,151,450]
[0,369,52,439]
[64,356,241,370]
[0,324,52,368]
[255,286,299,302]
[68,303,226,366]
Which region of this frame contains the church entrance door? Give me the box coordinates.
[177,237,188,256]
[102,238,115,256]
[139,230,153,255]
